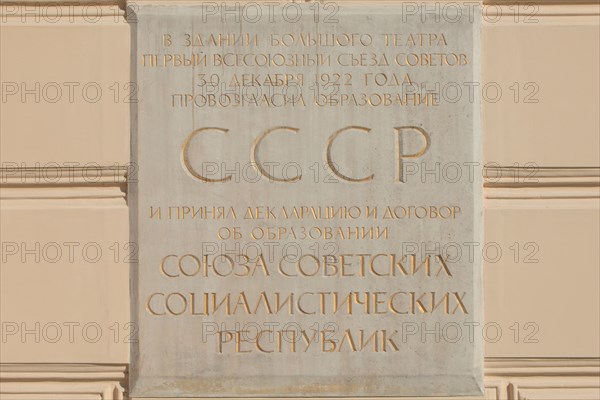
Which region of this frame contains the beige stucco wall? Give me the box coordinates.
[1,1,599,399]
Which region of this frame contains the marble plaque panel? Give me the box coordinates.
[130,2,482,397]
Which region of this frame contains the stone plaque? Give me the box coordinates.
[130,2,482,397]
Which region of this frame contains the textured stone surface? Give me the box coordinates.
[130,3,482,397]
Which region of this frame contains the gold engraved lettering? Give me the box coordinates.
[326,126,374,182]
[181,127,231,182]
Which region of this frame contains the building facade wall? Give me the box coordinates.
[1,1,599,398]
